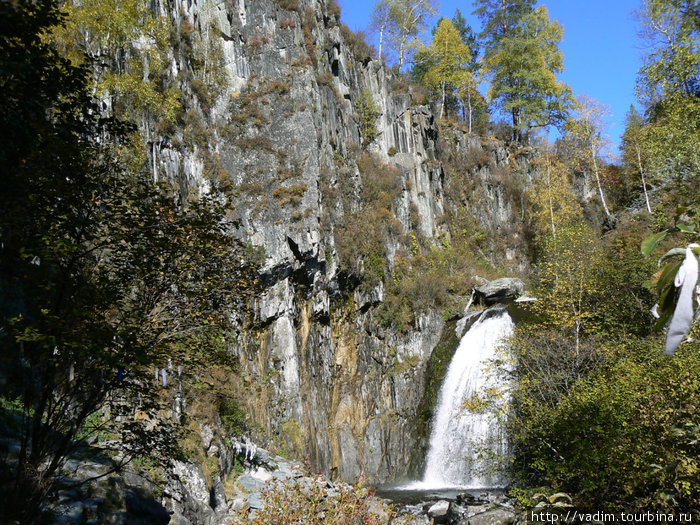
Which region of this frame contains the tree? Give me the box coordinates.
[369,0,393,61]
[564,94,614,218]
[526,141,583,239]
[621,105,653,213]
[423,19,473,119]
[0,2,254,521]
[532,224,603,355]
[355,88,381,149]
[634,0,700,186]
[380,0,439,71]
[480,5,572,141]
[431,10,482,130]
[473,0,535,46]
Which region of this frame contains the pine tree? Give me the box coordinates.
[482,6,572,141]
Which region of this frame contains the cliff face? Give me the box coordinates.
[138,0,530,484]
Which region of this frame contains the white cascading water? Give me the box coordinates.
[418,308,514,489]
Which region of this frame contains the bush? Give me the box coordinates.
[509,335,700,512]
[219,397,248,436]
[340,25,375,64]
[233,474,393,524]
[334,155,402,287]
[274,0,300,12]
[272,184,307,207]
[355,89,381,150]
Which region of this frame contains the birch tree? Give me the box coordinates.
[565,94,614,218]
[621,105,653,213]
[369,0,393,61]
[383,0,439,70]
[527,142,582,239]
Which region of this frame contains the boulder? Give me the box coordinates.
[427,500,451,524]
[476,278,524,304]
[459,508,516,525]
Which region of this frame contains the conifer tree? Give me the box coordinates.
[474,1,571,141]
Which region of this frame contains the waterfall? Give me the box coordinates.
[420,308,514,489]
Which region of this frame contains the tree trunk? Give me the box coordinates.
[467,88,472,134]
[636,145,652,213]
[546,155,556,238]
[440,81,445,119]
[591,144,611,217]
[378,25,385,60]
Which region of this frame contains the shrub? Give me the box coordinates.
[249,34,270,48]
[509,334,700,512]
[326,0,341,20]
[463,145,493,170]
[236,135,275,153]
[302,7,317,66]
[272,184,307,207]
[219,397,248,436]
[355,89,381,150]
[334,155,403,287]
[274,0,300,12]
[316,72,335,88]
[232,473,393,524]
[340,25,375,64]
[280,19,296,29]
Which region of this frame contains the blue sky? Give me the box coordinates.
[336,0,645,154]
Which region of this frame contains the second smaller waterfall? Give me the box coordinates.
[421,308,514,489]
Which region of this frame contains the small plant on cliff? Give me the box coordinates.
[355,88,381,150]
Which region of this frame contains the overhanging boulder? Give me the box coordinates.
[476,277,525,305]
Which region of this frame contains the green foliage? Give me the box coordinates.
[632,0,700,198]
[0,2,256,520]
[480,4,572,140]
[473,0,535,47]
[50,0,182,129]
[355,88,381,149]
[529,224,603,350]
[220,398,249,437]
[509,335,700,512]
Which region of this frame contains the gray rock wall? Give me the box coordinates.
[132,0,531,484]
